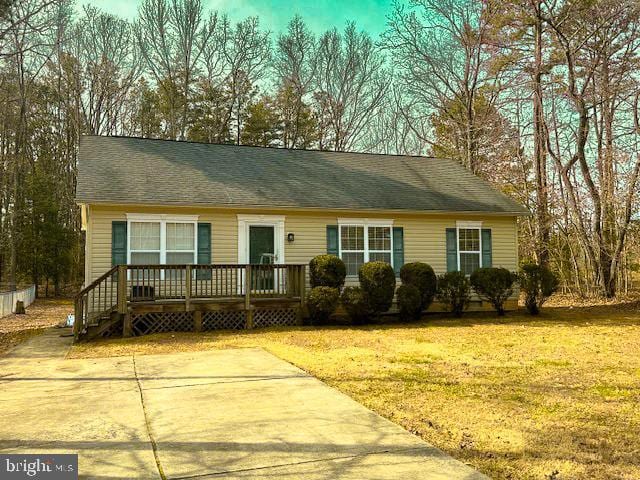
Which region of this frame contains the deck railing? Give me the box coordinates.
[74,264,306,339]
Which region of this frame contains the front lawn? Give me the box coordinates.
[70,304,640,480]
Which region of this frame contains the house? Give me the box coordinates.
[74,135,528,339]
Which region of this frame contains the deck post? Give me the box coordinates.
[193,310,202,332]
[287,265,294,297]
[122,313,132,337]
[73,296,83,339]
[299,265,306,304]
[298,265,306,325]
[245,265,253,329]
[118,265,130,336]
[185,265,192,311]
[117,265,127,314]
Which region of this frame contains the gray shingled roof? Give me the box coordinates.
[76,135,528,215]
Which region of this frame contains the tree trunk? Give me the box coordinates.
[532,2,550,266]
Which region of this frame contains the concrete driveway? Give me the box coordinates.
[0,330,486,479]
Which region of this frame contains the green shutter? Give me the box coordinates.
[197,223,212,280]
[481,228,492,268]
[392,227,404,275]
[446,228,458,272]
[111,221,127,266]
[327,225,339,256]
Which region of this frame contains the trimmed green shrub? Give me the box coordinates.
[359,261,396,316]
[436,271,471,317]
[309,254,346,289]
[340,286,371,324]
[400,262,437,310]
[518,262,559,315]
[470,267,516,316]
[396,284,422,321]
[306,286,340,324]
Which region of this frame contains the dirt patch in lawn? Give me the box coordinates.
[70,304,640,480]
[0,298,72,355]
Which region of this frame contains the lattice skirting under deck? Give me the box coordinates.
[202,311,247,330]
[95,307,300,339]
[253,308,298,328]
[131,311,195,336]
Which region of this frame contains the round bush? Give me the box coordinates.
[340,286,371,324]
[518,262,559,315]
[306,286,340,325]
[436,271,471,317]
[358,261,396,316]
[400,262,437,310]
[309,254,346,289]
[470,267,516,316]
[396,284,422,321]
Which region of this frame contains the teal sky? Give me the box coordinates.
[81,0,393,37]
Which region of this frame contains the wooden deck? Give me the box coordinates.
[73,264,306,340]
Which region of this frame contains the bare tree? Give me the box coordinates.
[273,15,317,148]
[134,0,219,139]
[383,0,505,173]
[543,0,640,297]
[70,5,141,135]
[360,86,429,155]
[315,22,388,151]
[1,0,63,289]
[220,16,271,145]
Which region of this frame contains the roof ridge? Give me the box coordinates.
[81,134,446,161]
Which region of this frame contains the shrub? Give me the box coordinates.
[396,284,422,321]
[400,262,437,310]
[309,254,346,289]
[359,261,396,316]
[518,262,559,315]
[306,286,340,325]
[436,271,471,317]
[340,286,371,324]
[470,267,516,316]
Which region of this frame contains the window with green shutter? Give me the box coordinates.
[446,225,493,274]
[197,223,212,279]
[392,227,404,275]
[446,228,457,272]
[458,228,481,275]
[112,221,127,266]
[329,222,396,276]
[481,228,492,268]
[326,225,339,256]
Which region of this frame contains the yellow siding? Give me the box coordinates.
[87,203,518,283]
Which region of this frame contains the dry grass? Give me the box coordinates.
[0,298,72,355]
[70,304,640,480]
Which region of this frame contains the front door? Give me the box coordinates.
[249,226,275,264]
[249,226,275,290]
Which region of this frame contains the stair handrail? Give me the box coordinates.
[73,265,119,339]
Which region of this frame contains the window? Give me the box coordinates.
[166,222,195,264]
[339,222,393,276]
[127,215,197,266]
[458,228,481,275]
[130,222,161,265]
[341,226,365,276]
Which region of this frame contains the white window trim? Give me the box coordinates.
[338,221,394,276]
[456,222,482,273]
[126,214,199,270]
[338,218,394,226]
[237,214,286,264]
